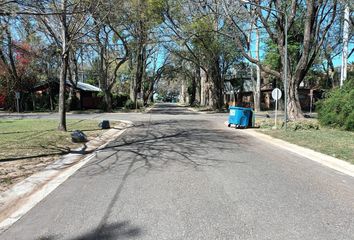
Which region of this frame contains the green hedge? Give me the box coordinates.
[317,79,354,131]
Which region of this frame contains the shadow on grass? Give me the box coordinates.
[0,119,96,135]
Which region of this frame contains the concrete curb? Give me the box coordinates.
[240,128,354,178]
[186,107,208,114]
[186,107,201,113]
[0,120,133,233]
[144,106,154,113]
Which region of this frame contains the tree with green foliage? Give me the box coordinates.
[223,0,339,120]
[124,0,166,107]
[164,0,242,110]
[91,0,129,112]
[317,75,354,131]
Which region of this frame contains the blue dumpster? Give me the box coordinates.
[228,106,253,128]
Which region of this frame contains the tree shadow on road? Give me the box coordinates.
[79,119,248,177]
[37,221,142,240]
[4,119,249,240]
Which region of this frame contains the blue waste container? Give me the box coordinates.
[228,106,253,128]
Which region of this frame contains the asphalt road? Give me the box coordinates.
[1,104,354,240]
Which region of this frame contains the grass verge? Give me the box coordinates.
[256,119,354,163]
[0,119,110,192]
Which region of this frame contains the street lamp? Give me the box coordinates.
[239,0,288,129]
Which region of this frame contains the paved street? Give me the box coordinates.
[1,104,354,240]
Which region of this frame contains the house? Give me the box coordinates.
[34,80,102,110]
[67,81,102,109]
[224,67,324,111]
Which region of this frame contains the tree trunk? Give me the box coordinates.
[328,59,336,88]
[287,76,303,120]
[58,0,68,131]
[133,20,147,108]
[254,28,261,112]
[104,89,112,112]
[58,52,68,131]
[143,79,153,106]
[195,66,201,105]
[208,58,223,111]
[134,45,145,107]
[189,75,196,105]
[200,68,207,106]
[278,33,304,120]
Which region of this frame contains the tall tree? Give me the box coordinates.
[91,1,129,112]
[123,0,165,107]
[27,0,100,130]
[223,0,338,120]
[164,0,242,110]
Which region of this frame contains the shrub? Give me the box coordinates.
[124,99,134,109]
[124,99,143,109]
[256,118,277,128]
[112,94,129,109]
[284,119,320,131]
[317,79,354,131]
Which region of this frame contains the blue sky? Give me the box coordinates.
[333,51,354,66]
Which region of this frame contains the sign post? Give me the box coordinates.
[309,89,313,115]
[272,88,282,129]
[15,91,20,113]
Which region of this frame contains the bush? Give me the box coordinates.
[124,99,143,109]
[256,118,276,128]
[317,79,354,131]
[284,119,320,131]
[112,94,129,109]
[68,95,81,110]
[124,99,134,109]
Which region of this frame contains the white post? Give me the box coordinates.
[255,27,261,112]
[275,91,278,129]
[340,4,350,87]
[284,16,288,129]
[309,90,313,115]
[15,92,20,113]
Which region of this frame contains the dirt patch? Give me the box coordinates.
[0,156,57,192]
[0,135,101,193]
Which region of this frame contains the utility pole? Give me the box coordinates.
[255,27,261,112]
[340,4,350,87]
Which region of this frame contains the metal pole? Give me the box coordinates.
[310,92,313,115]
[275,95,278,129]
[284,16,288,130]
[16,98,19,113]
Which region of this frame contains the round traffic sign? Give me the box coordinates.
[272,88,282,100]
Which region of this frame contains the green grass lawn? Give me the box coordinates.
[0,118,114,191]
[0,119,103,160]
[256,120,354,163]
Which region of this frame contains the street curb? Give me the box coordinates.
[0,120,133,233]
[186,106,208,114]
[186,107,202,113]
[239,128,354,178]
[144,106,154,113]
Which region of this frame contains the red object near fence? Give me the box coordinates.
[0,95,5,108]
